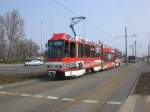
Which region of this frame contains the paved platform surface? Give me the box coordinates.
[119,63,150,112]
[119,95,150,112]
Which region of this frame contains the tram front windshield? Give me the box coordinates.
[48,40,65,58]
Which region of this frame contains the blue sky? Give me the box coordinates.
[0,0,150,56]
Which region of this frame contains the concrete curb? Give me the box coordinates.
[128,72,142,96]
[119,95,150,112]
[118,95,138,112]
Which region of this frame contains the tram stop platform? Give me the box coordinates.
[119,95,150,112]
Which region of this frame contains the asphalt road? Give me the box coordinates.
[0,62,148,112]
[0,64,47,75]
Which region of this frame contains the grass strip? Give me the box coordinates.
[0,72,48,85]
[135,72,150,95]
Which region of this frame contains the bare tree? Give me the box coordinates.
[0,16,7,62]
[0,9,40,63]
[15,38,40,61]
[4,10,25,61]
[24,39,40,58]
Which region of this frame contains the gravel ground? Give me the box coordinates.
[135,72,150,95]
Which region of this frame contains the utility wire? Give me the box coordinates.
[117,0,135,34]
[52,0,113,37]
[53,0,79,16]
[87,20,113,37]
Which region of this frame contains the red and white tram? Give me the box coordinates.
[46,33,121,79]
[102,47,116,70]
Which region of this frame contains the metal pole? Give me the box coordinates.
[132,44,134,56]
[129,45,132,55]
[134,41,136,57]
[40,21,43,62]
[83,20,86,39]
[148,44,150,63]
[125,27,128,66]
[148,44,150,57]
[115,48,116,68]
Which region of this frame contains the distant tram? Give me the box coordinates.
[46,33,122,79]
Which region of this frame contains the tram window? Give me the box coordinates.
[85,45,89,57]
[88,46,90,57]
[64,41,69,57]
[104,53,114,61]
[112,54,115,61]
[96,47,101,57]
[91,47,95,57]
[78,44,82,57]
[83,45,86,57]
[81,44,84,57]
[83,44,91,57]
[104,53,108,61]
[84,45,86,57]
[70,42,75,58]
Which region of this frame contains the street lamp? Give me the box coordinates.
[40,21,44,62]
